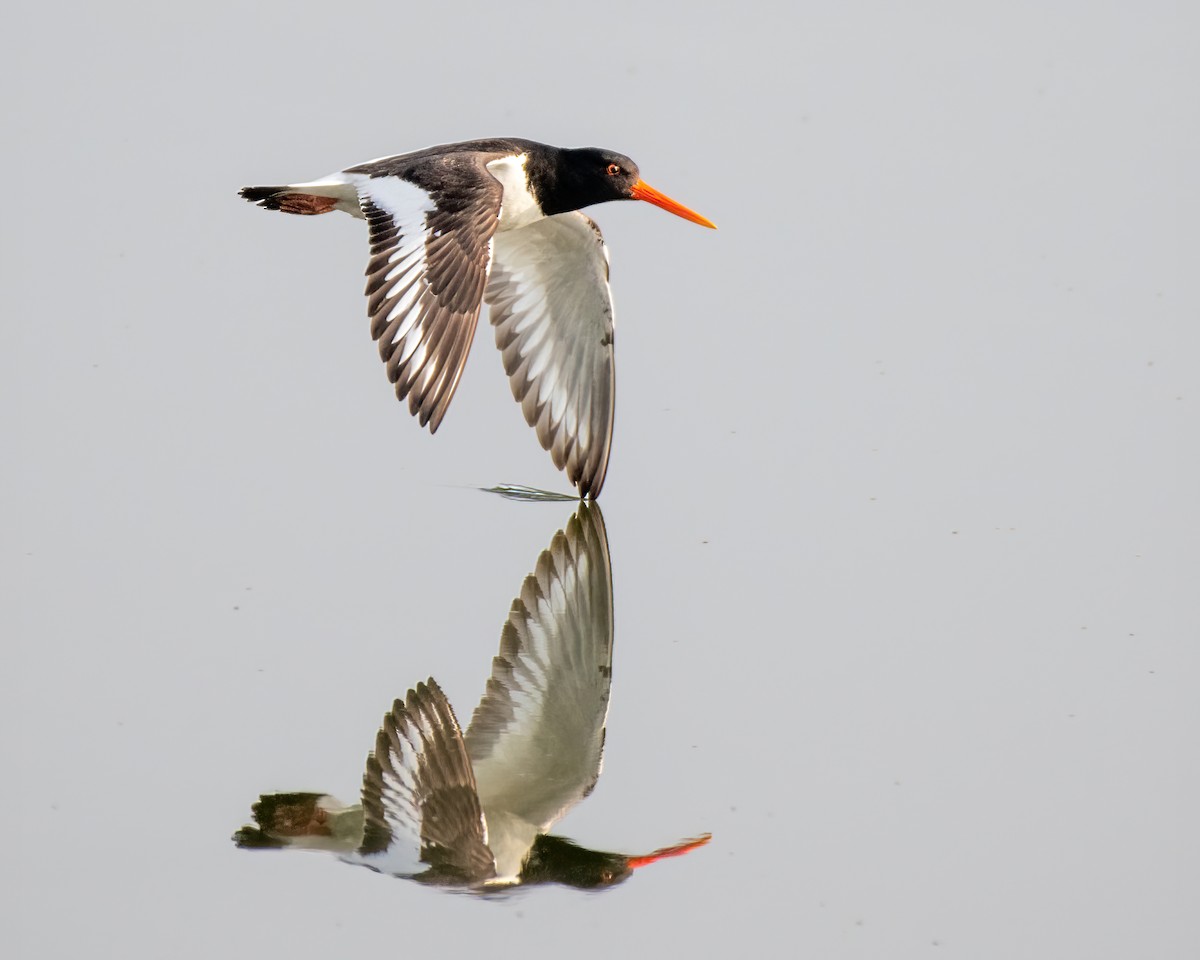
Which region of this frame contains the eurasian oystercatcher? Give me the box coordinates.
[239,138,715,498]
[233,504,710,888]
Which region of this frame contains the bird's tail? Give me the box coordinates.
[233,792,364,853]
[238,178,360,216]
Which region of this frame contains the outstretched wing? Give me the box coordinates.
[485,213,616,498]
[354,679,496,883]
[345,152,506,432]
[464,505,615,837]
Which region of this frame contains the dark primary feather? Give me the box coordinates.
[356,152,507,432]
[359,680,495,883]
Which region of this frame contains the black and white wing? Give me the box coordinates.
[463,504,614,873]
[485,213,616,498]
[351,679,496,883]
[346,153,505,432]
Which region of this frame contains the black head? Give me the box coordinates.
[538,146,716,227]
[519,835,633,889]
[534,148,640,216]
[519,831,711,889]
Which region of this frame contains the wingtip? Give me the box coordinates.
[575,467,606,500]
[232,825,283,848]
[238,185,280,206]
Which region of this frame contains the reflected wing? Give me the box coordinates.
[464,504,614,832]
[354,679,496,882]
[485,213,616,498]
[345,153,505,432]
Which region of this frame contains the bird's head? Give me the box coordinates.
[521,832,712,889]
[551,148,716,228]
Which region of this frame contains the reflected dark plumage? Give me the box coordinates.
[233,505,710,890]
[359,680,495,884]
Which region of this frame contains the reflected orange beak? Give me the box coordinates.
[626,833,713,870]
[629,180,717,229]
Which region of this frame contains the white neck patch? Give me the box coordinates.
[487,154,543,231]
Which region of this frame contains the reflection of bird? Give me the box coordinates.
[234,505,709,889]
[240,139,715,498]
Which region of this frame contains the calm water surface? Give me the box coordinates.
[9,4,1197,958]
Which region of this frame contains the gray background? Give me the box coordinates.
[6,1,1197,957]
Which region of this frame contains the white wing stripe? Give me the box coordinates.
[348,172,437,221]
[401,336,426,369]
[386,280,425,333]
[527,344,555,384]
[384,245,425,282]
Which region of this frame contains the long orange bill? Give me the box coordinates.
[626,833,713,870]
[629,180,717,229]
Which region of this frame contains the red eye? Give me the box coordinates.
[606,163,621,176]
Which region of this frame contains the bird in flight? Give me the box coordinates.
[240,138,715,498]
[233,505,710,888]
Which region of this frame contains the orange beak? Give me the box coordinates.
[626,833,713,870]
[629,180,717,229]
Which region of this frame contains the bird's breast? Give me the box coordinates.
[481,808,541,881]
